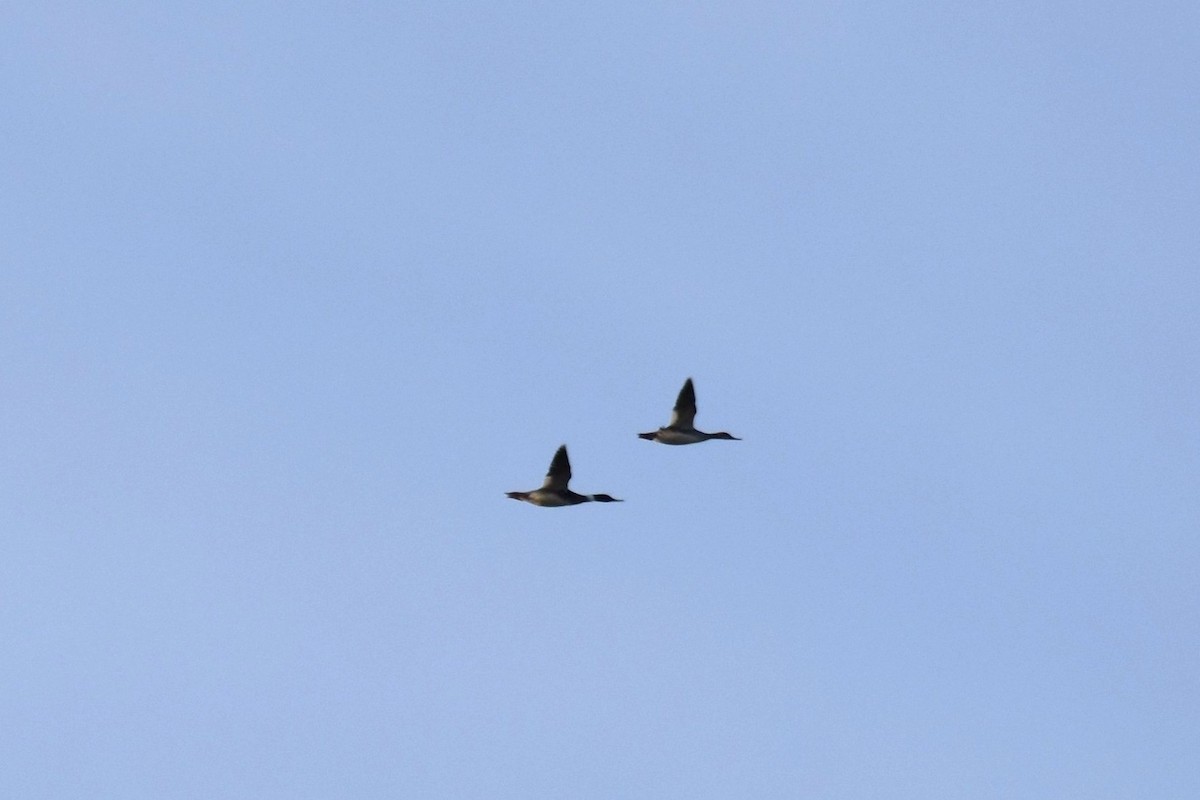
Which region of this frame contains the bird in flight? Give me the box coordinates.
[506,445,623,506]
[638,378,740,445]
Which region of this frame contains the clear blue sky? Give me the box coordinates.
[3,2,1198,797]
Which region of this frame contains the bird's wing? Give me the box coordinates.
[668,378,697,429]
[542,444,572,490]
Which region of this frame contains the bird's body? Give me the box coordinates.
[639,378,740,445]
[506,445,622,507]
[639,427,730,446]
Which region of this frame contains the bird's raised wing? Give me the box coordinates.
[668,378,697,429]
[541,444,572,490]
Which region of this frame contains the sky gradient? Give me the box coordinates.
[3,2,1198,797]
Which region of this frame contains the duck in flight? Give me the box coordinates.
[506,445,623,506]
[638,378,740,445]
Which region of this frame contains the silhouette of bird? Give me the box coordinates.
[638,378,740,445]
[506,445,623,506]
